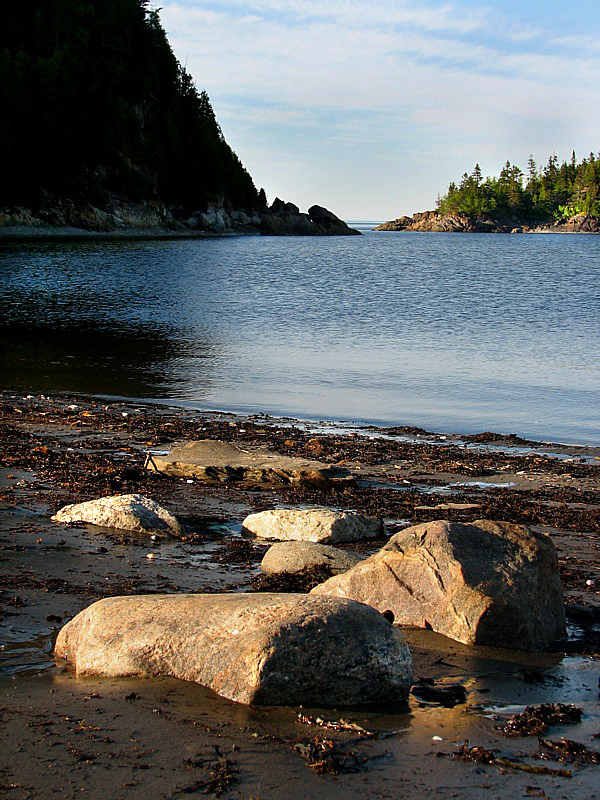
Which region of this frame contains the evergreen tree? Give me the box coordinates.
[0,0,259,212]
[436,150,600,220]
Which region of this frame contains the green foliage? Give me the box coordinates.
[0,0,259,211]
[436,152,600,220]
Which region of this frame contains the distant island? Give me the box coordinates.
[0,0,357,238]
[377,153,600,233]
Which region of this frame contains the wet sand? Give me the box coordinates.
[1,393,599,798]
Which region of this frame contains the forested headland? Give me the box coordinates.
[0,0,357,236]
[437,153,600,220]
[0,1,261,214]
[377,151,600,234]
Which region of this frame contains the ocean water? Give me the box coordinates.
[1,229,599,444]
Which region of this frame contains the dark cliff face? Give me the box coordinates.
[0,1,356,236]
[0,0,259,215]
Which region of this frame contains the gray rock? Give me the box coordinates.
[54,593,413,707]
[312,519,566,650]
[148,439,354,488]
[52,493,181,537]
[261,541,364,575]
[243,509,383,544]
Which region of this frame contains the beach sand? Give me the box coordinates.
[1,393,599,798]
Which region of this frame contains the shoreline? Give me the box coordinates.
[16,389,600,452]
[1,392,599,797]
[2,223,599,242]
[374,210,600,235]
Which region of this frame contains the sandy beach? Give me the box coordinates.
[1,392,599,798]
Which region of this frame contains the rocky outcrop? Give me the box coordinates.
[52,493,181,537]
[147,440,354,488]
[375,210,519,233]
[258,199,360,236]
[0,198,360,238]
[538,213,600,234]
[375,210,600,235]
[308,204,361,235]
[242,509,383,544]
[54,593,413,707]
[261,541,364,575]
[312,519,566,650]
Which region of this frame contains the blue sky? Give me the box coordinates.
[159,0,600,219]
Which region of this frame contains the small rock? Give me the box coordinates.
[261,541,364,575]
[243,509,383,544]
[52,494,181,537]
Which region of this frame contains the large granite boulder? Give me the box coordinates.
[261,541,364,575]
[312,520,566,650]
[54,593,413,707]
[52,493,181,537]
[147,440,354,489]
[243,509,383,544]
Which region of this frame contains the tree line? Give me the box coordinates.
[436,151,600,220]
[0,0,264,212]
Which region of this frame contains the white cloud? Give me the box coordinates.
[159,1,600,217]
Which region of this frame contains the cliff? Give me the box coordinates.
[0,1,358,238]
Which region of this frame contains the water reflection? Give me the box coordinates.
[1,321,219,398]
[1,234,599,442]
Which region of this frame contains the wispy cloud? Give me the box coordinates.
[159,0,600,216]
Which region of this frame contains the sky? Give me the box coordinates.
[159,0,600,220]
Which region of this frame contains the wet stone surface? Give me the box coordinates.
[1,392,599,798]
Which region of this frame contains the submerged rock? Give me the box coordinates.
[243,509,383,544]
[312,519,566,650]
[261,541,364,575]
[148,439,354,488]
[51,493,181,537]
[55,593,413,707]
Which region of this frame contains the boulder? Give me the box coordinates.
[312,519,566,650]
[243,509,383,544]
[307,205,361,235]
[148,439,354,488]
[261,541,365,575]
[52,493,181,537]
[54,593,413,707]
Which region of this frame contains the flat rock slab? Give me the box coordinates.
[312,519,566,651]
[52,493,181,537]
[261,541,365,575]
[414,502,482,511]
[148,440,354,488]
[243,509,383,544]
[55,593,412,707]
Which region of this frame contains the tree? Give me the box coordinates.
[0,0,260,212]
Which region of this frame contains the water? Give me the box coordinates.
[1,231,599,443]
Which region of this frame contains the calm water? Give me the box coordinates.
[1,230,599,444]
